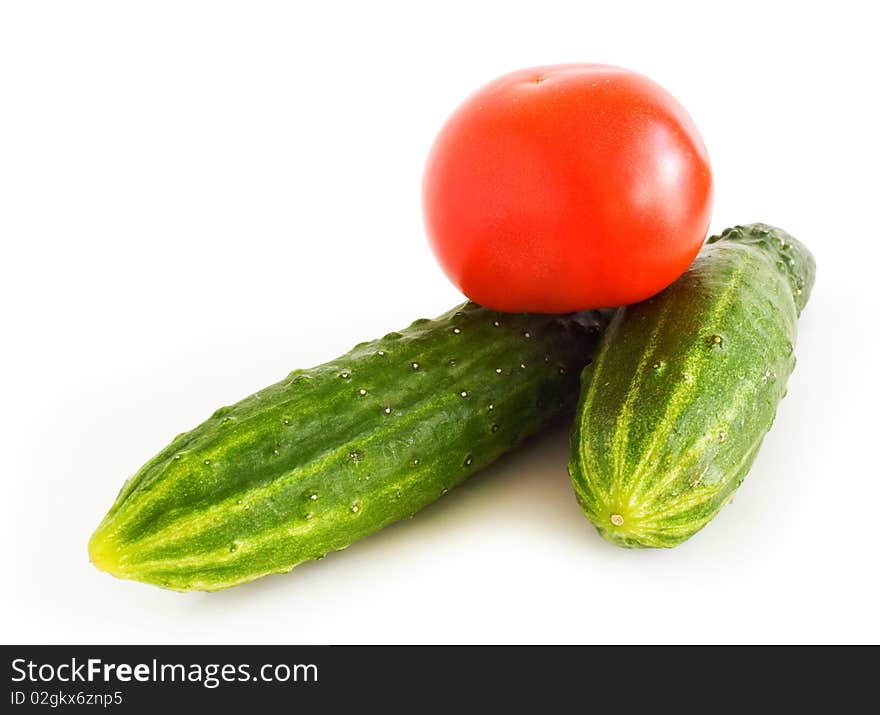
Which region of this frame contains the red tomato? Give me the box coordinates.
[422,64,713,312]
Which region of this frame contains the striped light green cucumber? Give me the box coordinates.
[569,223,815,548]
[90,302,606,590]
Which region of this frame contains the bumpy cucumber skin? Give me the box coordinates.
[569,224,815,548]
[90,302,606,591]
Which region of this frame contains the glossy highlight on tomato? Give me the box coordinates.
[422,64,713,312]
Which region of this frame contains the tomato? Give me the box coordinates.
[422,64,713,312]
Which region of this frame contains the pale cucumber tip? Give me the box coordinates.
[593,509,656,549]
[88,524,239,592]
[572,470,690,549]
[581,499,683,549]
[88,527,128,579]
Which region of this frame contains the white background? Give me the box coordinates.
[2,1,878,645]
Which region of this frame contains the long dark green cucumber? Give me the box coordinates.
[569,224,815,548]
[90,302,607,590]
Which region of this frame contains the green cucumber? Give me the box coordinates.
[569,223,815,548]
[90,302,607,590]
